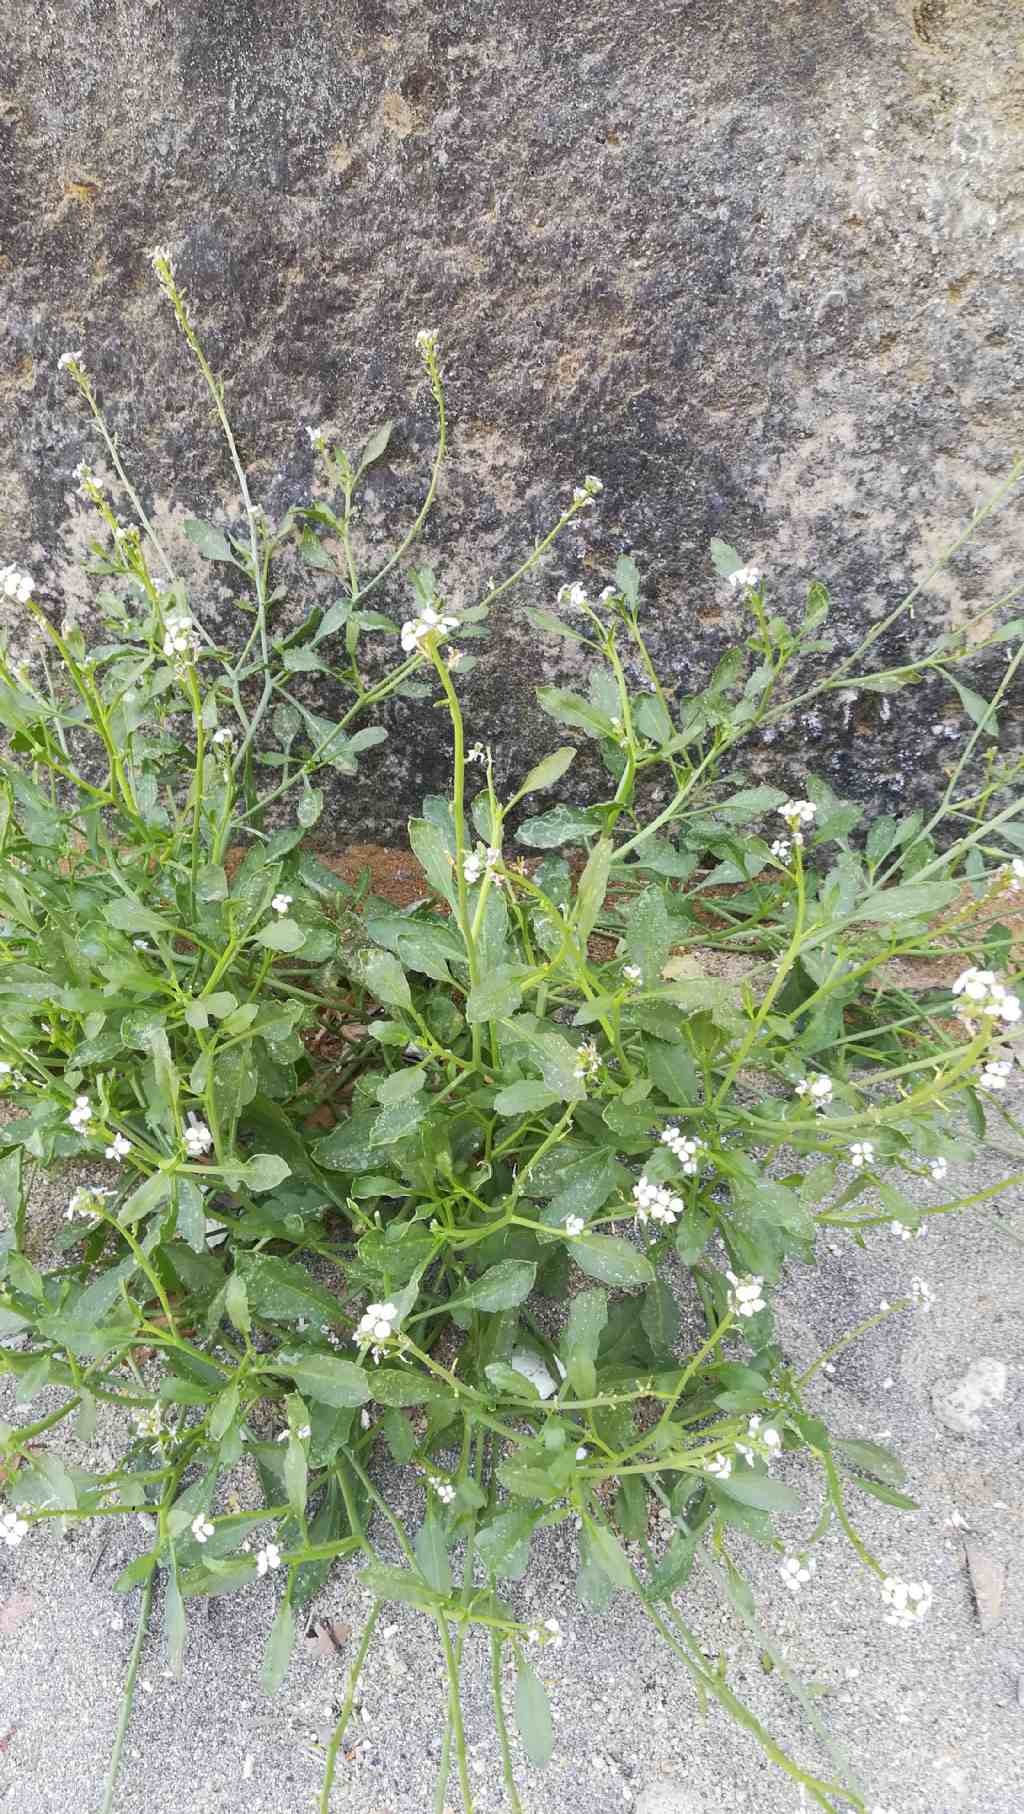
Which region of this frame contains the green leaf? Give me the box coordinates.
[196,863,228,903]
[645,1041,698,1107]
[848,880,959,924]
[272,1352,371,1409]
[834,1438,906,1487]
[493,1080,562,1116]
[164,1564,186,1679]
[239,1255,346,1324]
[587,1521,634,1590]
[516,804,600,849]
[369,1371,454,1409]
[105,897,170,935]
[451,1260,536,1313]
[358,419,393,474]
[184,519,234,562]
[573,1235,653,1289]
[516,1658,554,1768]
[359,1563,446,1612]
[414,1509,452,1594]
[240,1153,292,1193]
[374,1067,425,1106]
[370,1094,429,1146]
[362,949,413,1011]
[120,1169,172,1226]
[512,747,577,801]
[501,1014,586,1102]
[715,1473,802,1513]
[209,1381,240,1442]
[640,1279,680,1357]
[262,1598,295,1696]
[256,919,307,953]
[409,818,457,906]
[623,886,673,981]
[225,1272,251,1337]
[710,537,742,578]
[466,966,525,1024]
[573,837,612,944]
[476,1506,537,1580]
[561,1287,607,1398]
[945,674,999,739]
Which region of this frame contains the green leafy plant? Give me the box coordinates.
[1,254,1023,1813]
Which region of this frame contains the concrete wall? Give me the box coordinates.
[2,1,1021,834]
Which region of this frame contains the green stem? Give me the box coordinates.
[99,1573,154,1814]
[318,1603,382,1813]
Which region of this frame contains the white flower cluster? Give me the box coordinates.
[770,836,793,861]
[890,1219,926,1243]
[133,1405,164,1441]
[105,1132,132,1162]
[415,328,439,360]
[927,1156,948,1183]
[1,1508,29,1548]
[271,892,292,915]
[979,1057,1014,1092]
[191,1514,215,1544]
[622,963,642,985]
[67,1093,93,1132]
[557,581,590,609]
[463,844,502,886]
[1002,857,1024,892]
[526,1617,563,1647]
[57,348,85,371]
[776,798,816,847]
[354,1300,398,1346]
[162,611,200,664]
[64,1185,114,1223]
[428,1476,456,1505]
[1,563,34,604]
[400,602,460,656]
[704,1452,732,1479]
[726,563,761,592]
[659,1125,706,1174]
[211,726,235,748]
[183,1116,213,1158]
[794,1073,833,1109]
[571,475,603,508]
[780,1554,816,1592]
[880,1575,932,1627]
[726,1271,766,1318]
[951,967,1021,1025]
[563,1214,585,1237]
[849,1140,875,1168]
[632,1174,684,1227]
[909,1276,934,1313]
[736,1413,782,1465]
[574,1038,601,1083]
[256,1542,281,1576]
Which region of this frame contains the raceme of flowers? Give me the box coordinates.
[400,603,460,656]
[880,1575,932,1627]
[951,966,1021,1025]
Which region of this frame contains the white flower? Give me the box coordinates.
[428,1476,456,1505]
[105,1132,132,1162]
[622,963,642,984]
[778,798,817,829]
[162,611,199,662]
[632,1175,684,1227]
[726,564,761,592]
[527,1617,563,1647]
[67,1093,93,1132]
[132,939,152,953]
[64,1185,113,1223]
[780,1554,816,1592]
[704,1452,732,1480]
[726,1271,766,1318]
[564,1215,585,1237]
[1003,857,1024,892]
[770,837,792,861]
[183,1118,214,1158]
[849,1140,874,1168]
[306,424,328,447]
[557,581,590,609]
[400,604,460,654]
[467,741,486,764]
[979,1058,1013,1092]
[927,1156,948,1183]
[890,1219,925,1242]
[0,563,35,604]
[746,1413,781,1452]
[463,849,484,883]
[148,244,174,270]
[574,1039,602,1083]
[415,328,438,359]
[659,1126,706,1174]
[191,1514,215,1544]
[880,1575,932,1627]
[355,1301,398,1346]
[1,1509,29,1548]
[571,476,601,508]
[909,1276,934,1313]
[132,1405,164,1441]
[0,1062,11,1077]
[57,349,85,371]
[296,1424,311,1441]
[256,1543,281,1576]
[951,966,1021,1023]
[271,893,292,916]
[575,1445,589,1460]
[794,1073,833,1108]
[582,475,602,495]
[211,726,235,747]
[360,1408,372,1430]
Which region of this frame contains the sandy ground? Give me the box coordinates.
[1,1113,1022,1814]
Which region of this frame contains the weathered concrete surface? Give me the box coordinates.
[2,1,1022,836]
